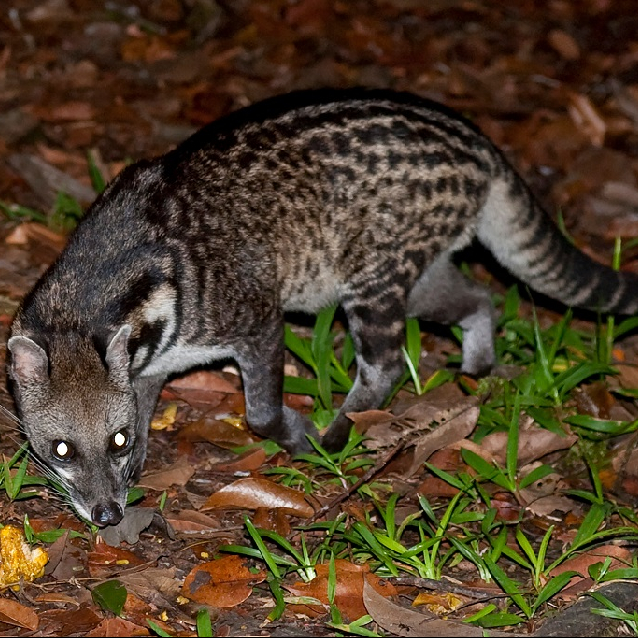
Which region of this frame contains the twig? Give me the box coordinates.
[306,440,405,524]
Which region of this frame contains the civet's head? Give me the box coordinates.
[7,325,144,526]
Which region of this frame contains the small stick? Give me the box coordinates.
[306,440,405,524]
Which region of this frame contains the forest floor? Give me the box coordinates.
[2,1,638,636]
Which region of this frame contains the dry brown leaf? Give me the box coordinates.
[209,447,267,473]
[36,101,97,122]
[407,404,479,476]
[362,579,516,637]
[459,414,576,467]
[119,566,181,601]
[0,597,38,631]
[550,545,633,578]
[547,29,580,60]
[37,606,102,637]
[178,416,257,448]
[202,477,314,517]
[615,363,638,390]
[286,559,397,622]
[547,545,634,602]
[137,455,195,491]
[568,93,605,147]
[181,554,266,607]
[168,370,240,394]
[164,510,221,534]
[253,506,291,536]
[346,409,394,431]
[88,537,145,570]
[86,617,150,637]
[5,221,66,251]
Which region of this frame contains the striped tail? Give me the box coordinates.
[476,171,638,316]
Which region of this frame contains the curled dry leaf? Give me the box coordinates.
[202,477,314,517]
[181,554,266,607]
[285,559,398,622]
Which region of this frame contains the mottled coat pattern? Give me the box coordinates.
[7,89,638,525]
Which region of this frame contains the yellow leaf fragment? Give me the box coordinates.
[0,525,48,589]
[412,591,464,615]
[150,403,178,431]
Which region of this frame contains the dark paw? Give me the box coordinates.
[320,424,351,454]
[280,407,319,456]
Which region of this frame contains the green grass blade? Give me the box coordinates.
[483,556,532,618]
[196,608,214,637]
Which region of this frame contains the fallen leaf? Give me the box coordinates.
[91,579,128,616]
[178,417,257,449]
[164,510,220,534]
[168,370,241,394]
[138,456,195,491]
[37,606,102,637]
[35,592,81,607]
[181,555,266,607]
[36,101,97,122]
[47,532,89,580]
[209,447,267,473]
[253,506,291,536]
[458,414,576,467]
[97,507,156,546]
[286,559,397,622]
[362,579,515,637]
[0,597,38,630]
[547,29,580,60]
[86,617,150,637]
[568,92,605,147]
[88,536,145,575]
[202,477,314,517]
[4,221,66,251]
[119,566,181,601]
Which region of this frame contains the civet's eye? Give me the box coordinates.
[109,430,130,454]
[52,440,75,461]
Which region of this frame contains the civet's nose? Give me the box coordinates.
[91,502,124,527]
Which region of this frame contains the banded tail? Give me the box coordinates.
[477,168,638,316]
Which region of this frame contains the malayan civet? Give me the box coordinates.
[7,89,638,526]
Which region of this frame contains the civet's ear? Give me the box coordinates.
[105,324,132,381]
[7,336,49,387]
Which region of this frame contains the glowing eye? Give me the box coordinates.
[109,430,129,453]
[52,440,75,461]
